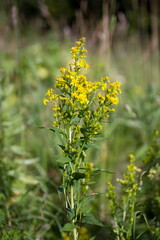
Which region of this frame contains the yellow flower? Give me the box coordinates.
[81,37,86,41]
[129,154,134,159]
[76,41,82,46]
[43,98,49,105]
[86,163,93,172]
[101,83,107,90]
[43,37,121,134]
[101,76,110,82]
[85,63,89,69]
[106,94,119,105]
[46,88,53,96]
[60,67,66,73]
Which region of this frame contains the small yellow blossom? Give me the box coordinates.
[60,67,66,73]
[81,37,86,41]
[46,88,53,96]
[101,83,107,90]
[43,98,49,105]
[129,154,134,159]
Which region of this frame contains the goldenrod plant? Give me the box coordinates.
[43,37,121,240]
[106,154,139,240]
[141,130,160,239]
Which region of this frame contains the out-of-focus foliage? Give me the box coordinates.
[139,130,160,239]
[106,154,139,240]
[0,34,160,238]
[0,0,160,238]
[0,0,159,42]
[0,42,68,239]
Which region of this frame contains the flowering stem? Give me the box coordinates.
[114,217,120,240]
[43,37,122,239]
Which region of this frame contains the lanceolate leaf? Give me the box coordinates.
[72,172,86,180]
[85,142,108,152]
[93,168,114,174]
[66,208,76,221]
[57,186,64,200]
[70,116,80,124]
[57,156,72,164]
[89,237,96,240]
[62,223,80,232]
[38,126,66,143]
[89,136,109,142]
[81,213,104,227]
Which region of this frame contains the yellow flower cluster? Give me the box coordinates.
[43,38,122,238]
[117,154,138,187]
[43,37,121,143]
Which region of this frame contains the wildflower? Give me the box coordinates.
[43,98,49,105]
[43,38,122,239]
[60,67,66,73]
[46,88,53,96]
[106,155,139,240]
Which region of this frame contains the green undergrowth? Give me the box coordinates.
[0,35,160,239]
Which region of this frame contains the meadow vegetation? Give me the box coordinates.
[0,1,160,239]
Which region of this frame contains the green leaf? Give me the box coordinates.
[66,208,76,221]
[62,223,80,232]
[81,213,104,227]
[89,136,108,142]
[38,126,66,144]
[37,126,46,129]
[93,168,114,174]
[57,186,63,200]
[89,237,96,240]
[11,145,29,156]
[73,180,80,195]
[87,181,96,185]
[72,172,86,180]
[37,126,56,133]
[57,157,72,164]
[16,158,39,165]
[133,211,141,240]
[0,210,5,227]
[70,116,80,124]
[85,143,108,152]
[78,195,93,213]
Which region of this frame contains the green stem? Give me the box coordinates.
[69,127,78,240]
[114,216,120,240]
[123,203,126,222]
[71,185,78,240]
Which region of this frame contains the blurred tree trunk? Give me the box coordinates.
[73,0,88,37]
[150,0,160,84]
[100,0,110,64]
[150,0,159,51]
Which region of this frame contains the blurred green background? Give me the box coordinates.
[0,0,160,239]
